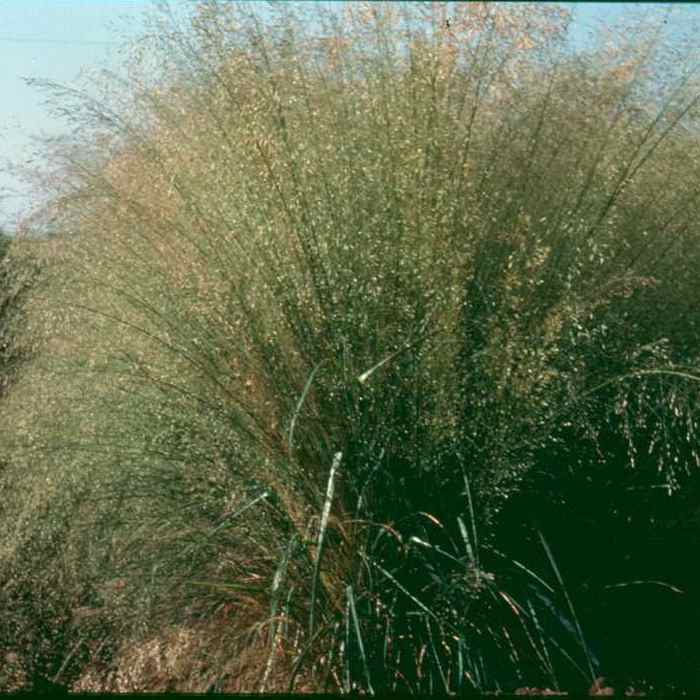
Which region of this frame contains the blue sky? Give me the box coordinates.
[0,2,695,231]
[0,0,188,230]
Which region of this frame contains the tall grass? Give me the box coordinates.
[2,1,700,692]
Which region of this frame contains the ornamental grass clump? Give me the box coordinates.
[2,1,700,692]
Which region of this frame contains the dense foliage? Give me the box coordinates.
[2,2,700,693]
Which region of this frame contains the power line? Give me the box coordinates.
[0,35,118,47]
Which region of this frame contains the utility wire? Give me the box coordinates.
[0,35,118,46]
